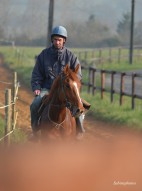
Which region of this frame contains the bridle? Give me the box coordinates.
[60,73,77,112]
[48,70,73,109]
[47,73,79,128]
[49,72,82,117]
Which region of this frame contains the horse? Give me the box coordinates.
[39,64,85,141]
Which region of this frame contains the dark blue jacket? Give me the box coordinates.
[31,45,82,92]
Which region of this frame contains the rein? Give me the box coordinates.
[47,104,67,129]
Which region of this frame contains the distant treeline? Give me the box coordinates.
[1,12,142,48]
[9,35,120,48]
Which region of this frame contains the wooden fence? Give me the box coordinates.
[81,66,142,110]
[0,72,19,146]
[8,45,142,70]
[74,46,142,65]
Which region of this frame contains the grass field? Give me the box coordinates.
[82,92,142,129]
[1,45,142,129]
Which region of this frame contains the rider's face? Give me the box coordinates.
[52,36,65,49]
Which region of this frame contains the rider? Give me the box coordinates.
[30,26,87,140]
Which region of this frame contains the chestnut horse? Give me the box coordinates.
[39,64,84,141]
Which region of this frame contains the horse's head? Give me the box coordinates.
[59,64,84,117]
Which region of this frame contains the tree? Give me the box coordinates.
[23,0,49,40]
[135,21,142,44]
[117,12,131,34]
[117,12,131,45]
[0,26,4,39]
[0,0,12,38]
[66,18,112,48]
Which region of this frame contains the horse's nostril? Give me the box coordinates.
[76,109,84,114]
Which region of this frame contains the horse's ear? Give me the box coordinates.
[64,64,69,74]
[74,64,80,73]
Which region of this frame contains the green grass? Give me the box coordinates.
[81,92,142,129]
[96,61,142,72]
[1,45,142,130]
[73,47,142,67]
[0,46,44,88]
[0,116,27,144]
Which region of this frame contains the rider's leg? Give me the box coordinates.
[30,89,49,133]
[30,95,42,132]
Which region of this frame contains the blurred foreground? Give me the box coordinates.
[0,131,142,191]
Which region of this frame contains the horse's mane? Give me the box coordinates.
[42,65,81,105]
[42,75,60,105]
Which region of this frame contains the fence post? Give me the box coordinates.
[12,72,17,130]
[84,51,87,63]
[101,70,105,99]
[4,89,11,146]
[120,73,125,106]
[109,48,112,63]
[110,71,115,103]
[99,49,102,64]
[118,47,121,63]
[132,73,136,109]
[92,50,95,59]
[137,49,140,62]
[17,50,20,65]
[92,69,95,95]
[88,67,92,94]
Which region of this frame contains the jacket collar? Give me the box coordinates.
[50,45,66,55]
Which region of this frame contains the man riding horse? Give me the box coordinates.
[30,26,90,141]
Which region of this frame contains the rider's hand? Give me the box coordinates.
[34,90,41,96]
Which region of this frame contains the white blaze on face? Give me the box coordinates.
[73,81,82,104]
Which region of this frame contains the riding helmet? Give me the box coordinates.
[51,26,67,39]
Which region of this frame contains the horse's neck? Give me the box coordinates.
[48,105,66,123]
[50,91,63,105]
[48,91,66,123]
